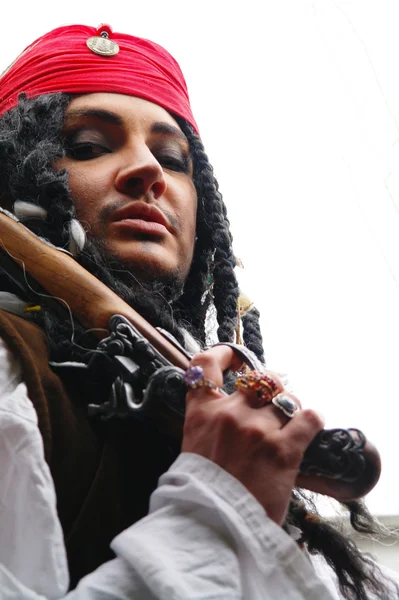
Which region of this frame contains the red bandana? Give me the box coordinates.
[0,24,198,133]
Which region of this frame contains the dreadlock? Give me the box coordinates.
[287,491,399,600]
[0,93,397,599]
[175,117,265,354]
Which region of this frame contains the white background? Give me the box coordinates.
[2,0,399,516]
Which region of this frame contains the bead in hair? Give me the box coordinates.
[14,200,48,220]
[68,219,86,255]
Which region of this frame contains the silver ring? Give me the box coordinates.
[272,393,299,418]
[184,366,219,391]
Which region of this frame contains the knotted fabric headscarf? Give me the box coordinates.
[0,23,198,132]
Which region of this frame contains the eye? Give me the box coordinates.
[65,142,111,161]
[156,151,190,173]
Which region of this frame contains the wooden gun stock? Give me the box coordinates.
[0,212,381,501]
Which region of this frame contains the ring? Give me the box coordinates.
[235,370,279,404]
[272,393,299,418]
[184,366,219,391]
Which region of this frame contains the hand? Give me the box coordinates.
[182,345,324,525]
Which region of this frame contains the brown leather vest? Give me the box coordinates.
[0,310,177,589]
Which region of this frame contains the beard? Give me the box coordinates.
[32,234,190,363]
[75,196,189,305]
[78,234,186,306]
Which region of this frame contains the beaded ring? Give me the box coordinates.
[235,370,280,404]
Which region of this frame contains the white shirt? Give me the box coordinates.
[0,336,395,600]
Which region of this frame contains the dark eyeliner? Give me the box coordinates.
[157,150,190,173]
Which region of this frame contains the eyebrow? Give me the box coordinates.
[64,108,188,142]
[65,108,123,126]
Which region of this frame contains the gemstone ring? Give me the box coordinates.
[184,365,219,391]
[272,393,299,418]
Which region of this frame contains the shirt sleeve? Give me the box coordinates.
[64,454,336,600]
[0,337,69,598]
[0,337,336,600]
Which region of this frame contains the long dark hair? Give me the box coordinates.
[0,92,396,599]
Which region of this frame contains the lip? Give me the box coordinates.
[110,202,171,234]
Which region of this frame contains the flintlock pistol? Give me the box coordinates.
[0,210,381,501]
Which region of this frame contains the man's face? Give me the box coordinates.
[57,93,197,284]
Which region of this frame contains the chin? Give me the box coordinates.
[83,235,188,298]
[110,240,173,272]
[118,255,176,281]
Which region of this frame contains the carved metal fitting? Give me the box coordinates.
[300,428,366,482]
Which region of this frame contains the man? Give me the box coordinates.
[0,23,396,599]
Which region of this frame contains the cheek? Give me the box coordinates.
[64,167,104,226]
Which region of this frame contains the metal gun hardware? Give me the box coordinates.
[87,315,366,484]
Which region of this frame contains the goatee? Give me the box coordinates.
[31,235,189,364]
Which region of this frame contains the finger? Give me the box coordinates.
[191,345,238,380]
[281,408,325,447]
[264,409,325,475]
[185,346,237,401]
[188,343,259,381]
[233,392,302,434]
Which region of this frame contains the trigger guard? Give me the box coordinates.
[212,342,264,371]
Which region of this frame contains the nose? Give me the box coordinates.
[114,145,167,200]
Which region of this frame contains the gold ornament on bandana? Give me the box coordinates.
[87,33,119,57]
